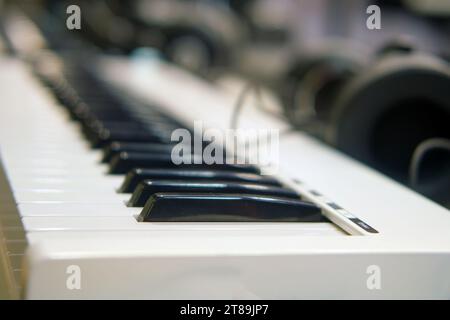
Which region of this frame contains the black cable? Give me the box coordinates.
[230,81,289,129]
[409,137,450,188]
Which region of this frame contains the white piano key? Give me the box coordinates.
[6,165,108,174]
[1,152,100,162]
[10,176,123,191]
[22,216,343,234]
[13,190,130,203]
[18,203,139,217]
[2,154,102,167]
[6,166,110,179]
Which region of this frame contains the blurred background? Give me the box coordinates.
[0,0,449,208]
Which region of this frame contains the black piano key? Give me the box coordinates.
[102,142,177,163]
[109,152,261,174]
[85,118,176,133]
[119,168,282,193]
[85,120,144,133]
[138,193,326,222]
[91,130,168,148]
[128,180,300,207]
[109,152,174,174]
[83,121,145,142]
[102,140,212,163]
[68,102,134,124]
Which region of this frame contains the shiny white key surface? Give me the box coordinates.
[18,203,139,217]
[10,176,123,191]
[13,191,130,204]
[22,217,342,233]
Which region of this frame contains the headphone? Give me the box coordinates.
[279,41,450,205]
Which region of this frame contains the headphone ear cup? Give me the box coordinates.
[327,54,450,184]
[278,51,363,131]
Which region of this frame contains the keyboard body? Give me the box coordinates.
[0,56,450,299]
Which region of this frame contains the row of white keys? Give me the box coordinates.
[0,59,135,217]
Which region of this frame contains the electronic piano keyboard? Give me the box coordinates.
[1,53,450,299]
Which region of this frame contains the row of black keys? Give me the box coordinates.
[34,57,326,222]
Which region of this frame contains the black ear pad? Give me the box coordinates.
[278,52,363,130]
[328,54,450,184]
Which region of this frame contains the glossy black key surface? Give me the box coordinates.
[84,118,179,136]
[85,124,145,144]
[128,180,300,207]
[119,168,282,193]
[137,193,325,222]
[109,152,261,174]
[84,120,144,136]
[109,152,176,174]
[102,142,178,163]
[90,129,169,148]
